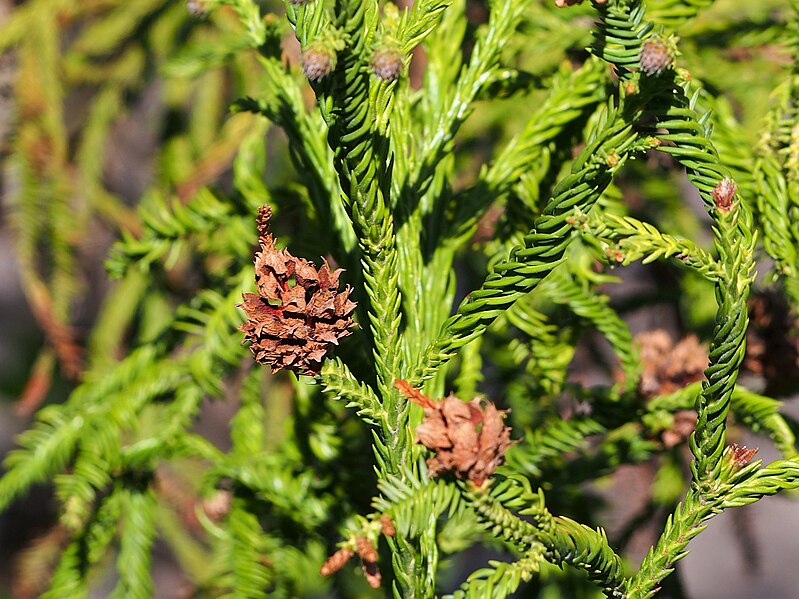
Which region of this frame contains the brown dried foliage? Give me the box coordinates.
[239,206,357,375]
[15,351,54,416]
[12,526,69,599]
[27,282,84,383]
[395,380,514,486]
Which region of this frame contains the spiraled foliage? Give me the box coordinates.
[374,471,465,539]
[444,550,545,599]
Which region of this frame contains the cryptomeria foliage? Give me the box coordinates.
[2,0,799,597]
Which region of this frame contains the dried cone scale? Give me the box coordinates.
[395,381,514,486]
[239,206,357,375]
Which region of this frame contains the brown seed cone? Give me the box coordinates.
[744,290,799,395]
[320,547,355,576]
[363,562,382,589]
[355,537,378,563]
[302,45,336,81]
[239,206,357,375]
[661,410,697,449]
[396,381,514,486]
[640,37,674,76]
[636,330,707,398]
[379,514,396,537]
[355,537,381,589]
[201,490,233,521]
[370,47,404,81]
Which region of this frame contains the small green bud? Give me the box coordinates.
[302,43,336,81]
[370,46,404,82]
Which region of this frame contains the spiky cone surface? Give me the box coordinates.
[395,381,513,486]
[640,37,674,76]
[302,44,336,81]
[239,206,357,376]
[370,46,404,82]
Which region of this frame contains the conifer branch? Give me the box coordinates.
[539,268,640,388]
[467,481,626,597]
[397,0,453,52]
[720,458,799,508]
[624,486,719,598]
[626,448,768,597]
[444,549,546,599]
[109,487,157,599]
[647,82,757,484]
[406,0,533,204]
[646,0,714,28]
[574,210,723,280]
[503,302,574,397]
[505,418,608,479]
[313,0,407,472]
[447,57,609,242]
[321,358,386,426]
[591,0,651,76]
[413,97,655,384]
[226,496,273,598]
[373,473,465,539]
